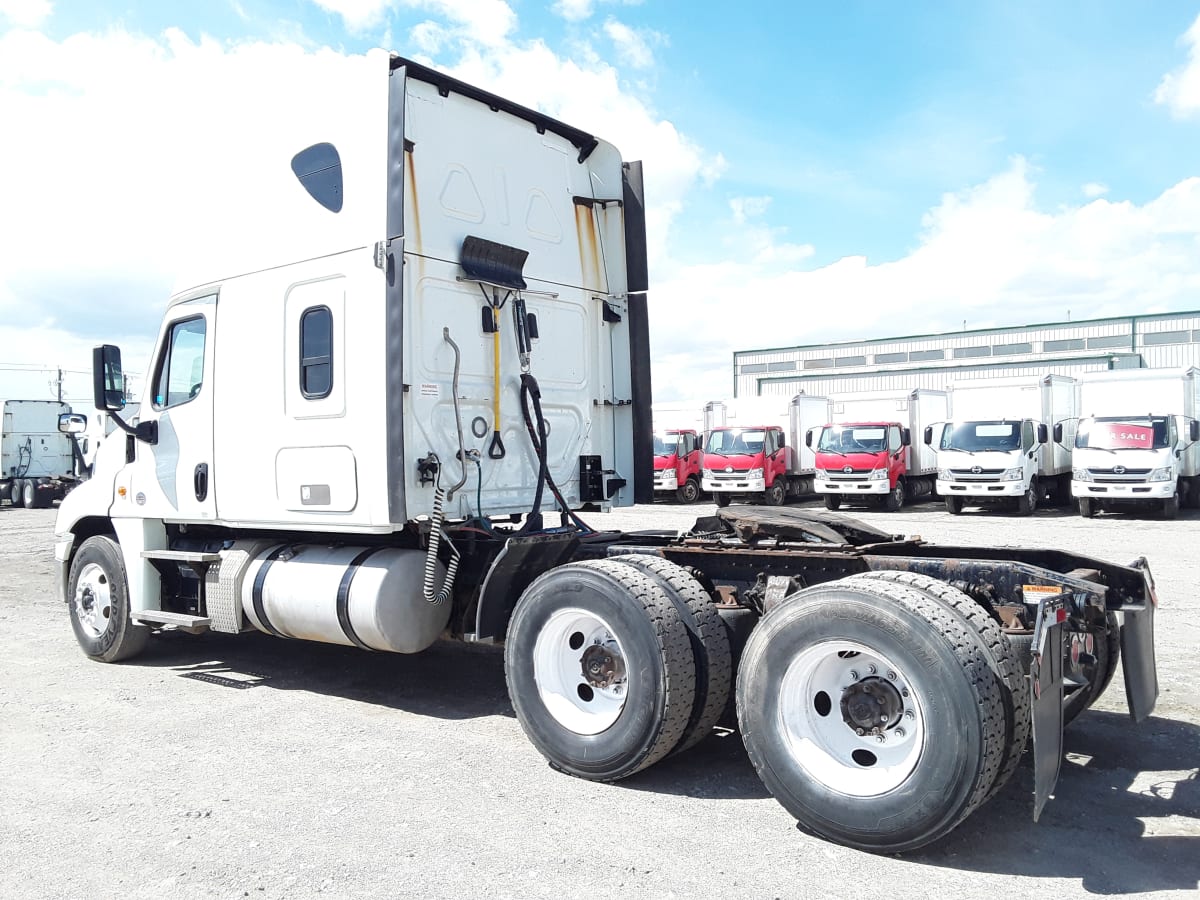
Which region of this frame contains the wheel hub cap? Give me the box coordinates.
[840,676,903,734]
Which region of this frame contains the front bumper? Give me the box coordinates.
[703,476,765,493]
[938,479,1025,498]
[653,472,679,491]
[815,480,888,495]
[1071,480,1175,500]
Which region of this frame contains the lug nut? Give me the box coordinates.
[895,728,905,738]
[886,671,896,681]
[904,709,914,720]
[901,688,909,698]
[867,664,877,675]
[849,670,859,681]
[855,728,866,736]
[876,734,887,743]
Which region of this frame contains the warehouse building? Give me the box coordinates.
[734,310,1200,397]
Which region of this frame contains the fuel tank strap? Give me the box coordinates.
[336,547,389,651]
[251,545,293,639]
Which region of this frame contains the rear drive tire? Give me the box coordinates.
[823,495,841,511]
[849,571,1029,800]
[504,559,696,782]
[764,482,786,506]
[22,479,37,509]
[884,480,906,511]
[737,578,1006,852]
[614,555,733,754]
[9,479,22,506]
[1008,613,1121,726]
[944,496,964,515]
[67,535,150,662]
[676,477,700,504]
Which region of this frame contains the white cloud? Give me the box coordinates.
[553,0,593,22]
[602,18,662,70]
[311,0,516,44]
[730,196,772,225]
[0,0,51,28]
[310,0,388,32]
[1154,13,1200,118]
[647,158,1200,402]
[1082,182,1109,198]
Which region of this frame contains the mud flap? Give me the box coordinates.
[473,531,580,642]
[1121,560,1159,723]
[1030,593,1067,823]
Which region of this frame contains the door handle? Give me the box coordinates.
[194,463,209,502]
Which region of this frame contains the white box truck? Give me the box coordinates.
[52,52,1162,852]
[700,394,830,505]
[2,399,84,508]
[808,389,948,510]
[932,374,1077,516]
[1059,368,1200,518]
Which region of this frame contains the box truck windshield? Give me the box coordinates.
[941,421,1022,453]
[1076,417,1169,451]
[706,429,766,456]
[818,425,887,454]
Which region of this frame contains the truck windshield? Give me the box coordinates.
[818,426,886,453]
[705,429,766,455]
[940,421,1020,452]
[652,432,675,456]
[1076,417,1169,450]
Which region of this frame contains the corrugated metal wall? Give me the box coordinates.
[736,311,1200,396]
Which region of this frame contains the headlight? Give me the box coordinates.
[702,469,714,480]
[1073,468,1092,482]
[869,468,888,481]
[814,468,827,479]
[1003,467,1023,481]
[938,468,953,480]
[1149,467,1173,482]
[746,468,763,479]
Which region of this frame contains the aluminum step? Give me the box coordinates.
[140,550,222,564]
[131,610,211,633]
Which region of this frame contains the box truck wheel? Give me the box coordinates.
[67,536,149,663]
[675,476,700,504]
[714,493,731,508]
[1015,479,1038,517]
[944,496,964,515]
[763,483,786,506]
[736,578,1006,852]
[823,495,841,511]
[1162,489,1180,520]
[1077,498,1096,518]
[884,480,906,512]
[613,555,733,755]
[848,571,1029,801]
[504,559,696,782]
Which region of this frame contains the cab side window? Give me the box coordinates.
[888,426,901,452]
[1021,421,1034,451]
[153,316,207,409]
[300,306,333,399]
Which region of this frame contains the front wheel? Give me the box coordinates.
[944,495,964,515]
[1078,497,1095,518]
[823,495,841,511]
[67,535,149,662]
[737,579,1006,852]
[884,480,906,511]
[675,477,700,504]
[714,492,732,508]
[504,559,697,782]
[1162,489,1180,520]
[1015,479,1037,517]
[763,482,786,506]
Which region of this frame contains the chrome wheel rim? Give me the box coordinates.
[73,562,113,639]
[533,607,628,735]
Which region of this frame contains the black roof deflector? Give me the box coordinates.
[391,56,600,163]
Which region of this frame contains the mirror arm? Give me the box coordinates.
[107,411,158,445]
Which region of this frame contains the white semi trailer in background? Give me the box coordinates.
[932,374,1076,516]
[1,399,85,508]
[53,51,1162,853]
[1059,367,1200,518]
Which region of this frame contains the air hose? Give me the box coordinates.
[422,329,469,605]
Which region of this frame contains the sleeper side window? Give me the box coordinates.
[153,316,207,410]
[300,306,333,399]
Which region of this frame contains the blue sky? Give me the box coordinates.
[2,0,1199,401]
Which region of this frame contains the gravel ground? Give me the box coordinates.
[1,500,1197,899]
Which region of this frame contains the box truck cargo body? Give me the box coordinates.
[810,389,948,510]
[934,374,1076,515]
[1064,368,1200,517]
[2,399,81,508]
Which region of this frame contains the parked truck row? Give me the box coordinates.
[55,53,1160,853]
[654,368,1200,518]
[1,399,107,508]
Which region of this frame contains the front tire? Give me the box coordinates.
[1016,479,1037,517]
[504,559,697,782]
[823,495,841,511]
[737,579,1006,852]
[944,496,964,515]
[67,535,149,662]
[1162,489,1180,520]
[714,492,732,508]
[763,482,786,506]
[884,479,906,511]
[1078,497,1095,518]
[675,477,700,504]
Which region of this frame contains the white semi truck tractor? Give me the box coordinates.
[1058,368,1200,518]
[55,52,1162,852]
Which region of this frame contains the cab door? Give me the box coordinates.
[887,425,905,484]
[766,427,787,485]
[124,294,218,522]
